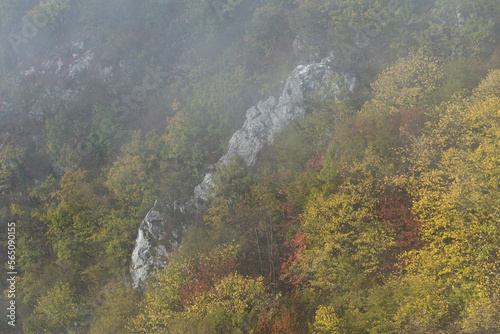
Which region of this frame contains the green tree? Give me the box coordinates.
[301,173,393,286]
[129,257,193,333]
[28,0,69,26]
[106,130,196,215]
[87,106,127,165]
[0,144,26,192]
[45,110,92,171]
[23,281,79,333]
[184,273,268,333]
[401,0,498,57]
[41,170,109,268]
[90,282,139,334]
[369,50,444,112]
[311,305,341,334]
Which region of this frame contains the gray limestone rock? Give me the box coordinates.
[130,200,187,288]
[130,56,357,288]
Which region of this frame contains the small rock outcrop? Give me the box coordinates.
[130,200,188,287]
[130,56,357,288]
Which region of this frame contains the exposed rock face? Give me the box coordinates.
[130,56,357,288]
[130,200,187,287]
[130,205,171,288]
[194,57,356,200]
[1,34,148,126]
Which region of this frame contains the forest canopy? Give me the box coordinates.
[1,0,500,333]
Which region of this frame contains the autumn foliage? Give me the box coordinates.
[378,193,422,252]
[280,231,307,287]
[179,245,237,306]
[5,1,500,331]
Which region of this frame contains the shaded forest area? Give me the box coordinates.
[1,0,500,333]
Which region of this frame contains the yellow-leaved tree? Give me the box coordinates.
[394,69,500,331]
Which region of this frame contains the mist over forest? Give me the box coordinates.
[1,0,500,333]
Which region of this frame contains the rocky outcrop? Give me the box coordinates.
[130,200,188,287]
[130,56,357,288]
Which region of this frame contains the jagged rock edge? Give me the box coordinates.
[130,56,357,288]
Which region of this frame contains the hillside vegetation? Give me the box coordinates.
[1,0,500,333]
